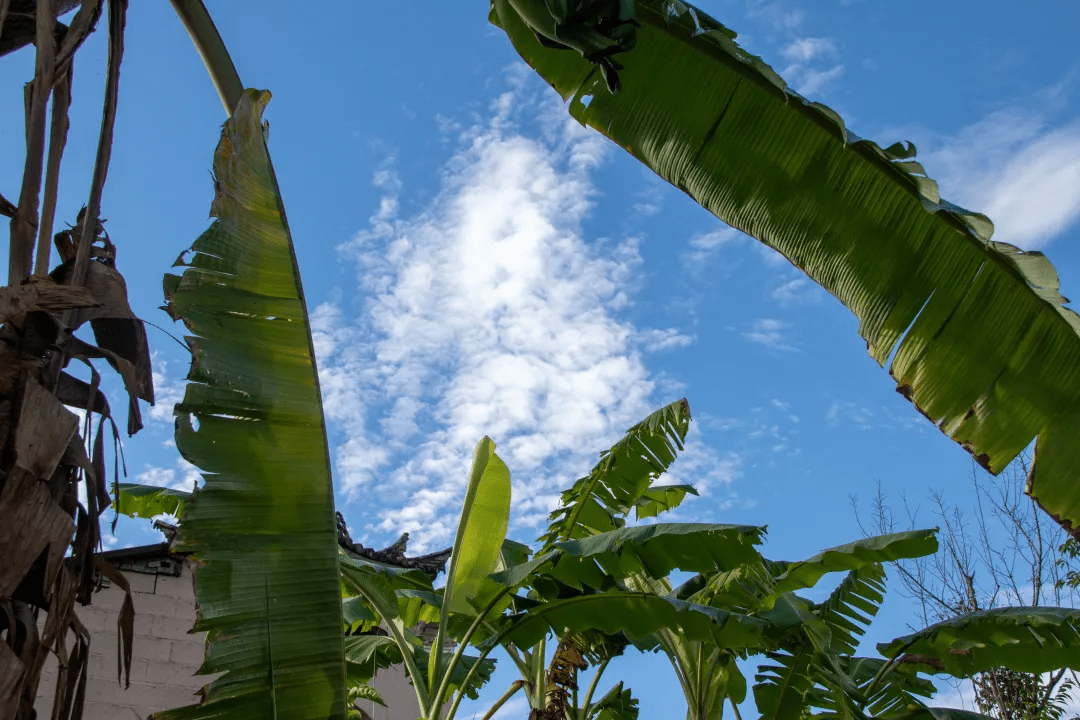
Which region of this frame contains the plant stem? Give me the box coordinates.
[430,587,512,715]
[34,65,71,277]
[480,680,524,720]
[579,656,612,719]
[168,0,242,116]
[9,0,56,285]
[535,635,547,707]
[729,696,743,720]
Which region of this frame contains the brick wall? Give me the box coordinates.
[34,559,214,720]
[32,555,443,720]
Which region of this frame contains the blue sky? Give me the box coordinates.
[4,0,1080,716]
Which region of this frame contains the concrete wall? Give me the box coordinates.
[34,561,211,720]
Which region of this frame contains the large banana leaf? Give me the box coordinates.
[497,591,766,650]
[878,606,1080,678]
[494,523,764,594]
[491,0,1080,534]
[157,89,346,719]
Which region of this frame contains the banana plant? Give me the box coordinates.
[338,436,511,720]
[490,0,1080,540]
[332,401,768,720]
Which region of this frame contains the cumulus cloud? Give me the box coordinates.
[924,109,1080,249]
[135,456,202,492]
[317,81,731,551]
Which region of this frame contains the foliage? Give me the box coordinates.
[153,89,346,719]
[858,458,1080,719]
[113,482,191,519]
[489,0,1080,541]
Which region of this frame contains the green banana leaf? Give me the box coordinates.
[829,657,936,717]
[155,89,346,720]
[753,645,817,720]
[633,484,698,520]
[769,530,938,598]
[814,564,887,656]
[539,398,692,547]
[343,634,494,701]
[443,437,512,616]
[494,523,765,593]
[889,710,995,720]
[878,606,1080,677]
[588,681,639,720]
[491,0,1080,534]
[497,590,766,650]
[113,482,191,519]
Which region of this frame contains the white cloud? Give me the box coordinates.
[135,456,201,492]
[824,399,922,432]
[318,81,733,552]
[923,109,1080,249]
[480,695,530,720]
[782,38,836,63]
[636,328,694,351]
[793,64,844,95]
[770,275,822,306]
[776,37,843,96]
[148,352,184,423]
[743,318,798,352]
[682,225,746,269]
[747,1,804,30]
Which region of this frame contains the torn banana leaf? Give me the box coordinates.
[491,0,1080,535]
[155,89,346,720]
[113,483,191,520]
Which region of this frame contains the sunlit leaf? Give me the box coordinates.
[491,0,1080,534]
[155,89,345,720]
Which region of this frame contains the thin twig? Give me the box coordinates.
[8,0,57,285]
[34,63,72,276]
[68,0,125,287]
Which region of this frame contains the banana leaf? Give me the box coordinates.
[494,522,765,593]
[539,398,692,547]
[491,0,1080,535]
[769,530,938,598]
[155,89,346,719]
[497,590,766,650]
[878,606,1080,678]
[890,710,996,720]
[113,482,191,519]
